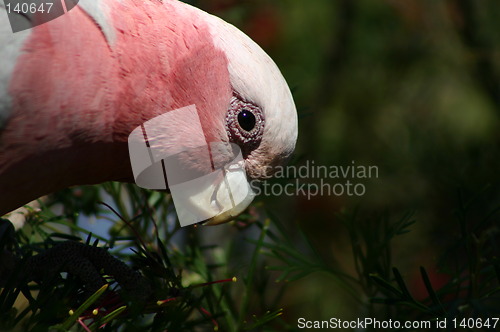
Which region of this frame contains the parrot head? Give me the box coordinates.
[190,4,298,225]
[204,18,299,225]
[0,0,298,225]
[129,2,299,226]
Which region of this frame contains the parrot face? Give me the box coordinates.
[210,17,298,179]
[0,0,298,224]
[183,7,298,225]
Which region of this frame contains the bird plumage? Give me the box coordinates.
[0,0,298,222]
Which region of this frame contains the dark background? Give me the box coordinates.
[190,0,500,326]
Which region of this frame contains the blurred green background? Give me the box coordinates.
[191,0,500,328]
[4,0,499,330]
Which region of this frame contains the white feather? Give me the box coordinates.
[0,5,31,128]
[203,12,298,162]
[78,0,118,44]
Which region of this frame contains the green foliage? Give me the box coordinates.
[0,184,293,331]
[1,185,499,331]
[264,198,500,330]
[2,0,500,330]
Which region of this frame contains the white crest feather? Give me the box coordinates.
[203,10,298,166]
[78,0,118,44]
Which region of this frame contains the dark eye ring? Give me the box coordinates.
[226,93,265,155]
[237,109,256,132]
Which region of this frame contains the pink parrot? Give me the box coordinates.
[0,0,298,225]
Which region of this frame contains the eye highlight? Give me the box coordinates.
[226,93,265,156]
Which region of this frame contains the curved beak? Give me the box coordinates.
[166,147,256,227]
[202,179,255,226]
[175,160,255,226]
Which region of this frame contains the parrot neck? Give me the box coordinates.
[0,136,135,216]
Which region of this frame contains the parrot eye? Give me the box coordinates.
[226,92,265,156]
[237,109,256,132]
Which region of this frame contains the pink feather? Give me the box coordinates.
[0,0,231,214]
